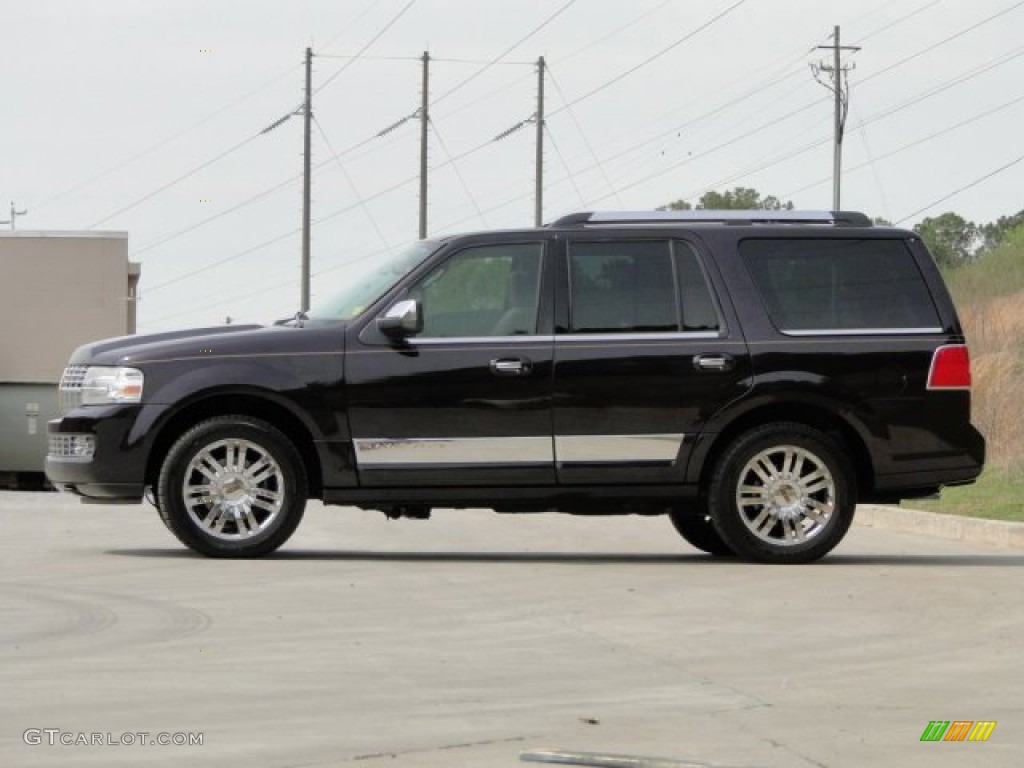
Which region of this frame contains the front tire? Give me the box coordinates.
[157,416,307,558]
[709,423,856,564]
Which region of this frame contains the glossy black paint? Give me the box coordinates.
[46,222,985,511]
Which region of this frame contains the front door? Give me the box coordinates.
[345,238,555,487]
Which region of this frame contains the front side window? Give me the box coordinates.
[566,240,720,334]
[410,242,544,337]
[741,238,941,333]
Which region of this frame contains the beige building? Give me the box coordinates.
[0,231,139,476]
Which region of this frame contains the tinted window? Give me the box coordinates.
[410,242,543,337]
[567,240,719,334]
[677,244,720,332]
[741,238,941,332]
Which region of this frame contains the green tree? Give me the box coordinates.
[913,212,979,268]
[978,210,1024,254]
[661,187,794,211]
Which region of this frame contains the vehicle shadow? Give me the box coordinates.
[105,549,1024,566]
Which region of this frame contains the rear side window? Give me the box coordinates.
[741,238,942,333]
[567,240,720,334]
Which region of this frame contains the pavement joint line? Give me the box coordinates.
[855,504,1024,551]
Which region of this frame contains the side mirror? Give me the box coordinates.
[376,299,423,339]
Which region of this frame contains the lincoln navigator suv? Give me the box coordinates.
[46,210,985,563]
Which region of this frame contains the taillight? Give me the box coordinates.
[927,344,972,390]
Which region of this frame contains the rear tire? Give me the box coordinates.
[709,422,856,564]
[667,510,735,556]
[157,416,307,558]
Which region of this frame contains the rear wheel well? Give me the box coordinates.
[145,394,322,499]
[698,404,873,499]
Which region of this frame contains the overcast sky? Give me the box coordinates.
[3,0,1022,331]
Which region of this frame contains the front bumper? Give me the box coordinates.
[44,404,150,501]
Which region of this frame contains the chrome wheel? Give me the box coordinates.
[735,444,835,546]
[182,438,285,541]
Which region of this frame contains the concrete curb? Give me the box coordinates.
[856,504,1024,551]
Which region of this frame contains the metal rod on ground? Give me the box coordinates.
[520,748,712,768]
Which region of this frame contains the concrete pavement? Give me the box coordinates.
[1,491,1021,767]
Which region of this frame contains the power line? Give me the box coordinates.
[896,152,1024,225]
[34,62,301,212]
[782,91,1024,199]
[852,0,945,44]
[429,118,488,228]
[543,124,587,208]
[545,65,622,207]
[314,0,418,97]
[313,115,393,254]
[144,228,301,294]
[548,0,748,117]
[431,0,578,106]
[856,0,1024,86]
[132,173,302,257]
[86,133,261,229]
[554,0,675,64]
[319,0,380,51]
[585,40,1024,207]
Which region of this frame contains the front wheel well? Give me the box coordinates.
[145,394,323,499]
[697,404,874,498]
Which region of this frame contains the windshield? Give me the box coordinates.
[306,239,440,323]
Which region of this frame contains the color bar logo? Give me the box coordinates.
[920,721,996,742]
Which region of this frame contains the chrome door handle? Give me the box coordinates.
[693,353,735,372]
[490,357,531,376]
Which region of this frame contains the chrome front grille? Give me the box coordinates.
[58,365,89,413]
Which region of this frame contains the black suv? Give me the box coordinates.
[46,210,985,563]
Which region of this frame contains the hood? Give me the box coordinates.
[69,324,287,366]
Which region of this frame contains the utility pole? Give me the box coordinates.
[813,27,859,210]
[419,51,430,239]
[534,55,545,227]
[492,57,547,225]
[1,201,27,230]
[301,46,313,312]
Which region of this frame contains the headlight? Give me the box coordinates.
[80,366,144,405]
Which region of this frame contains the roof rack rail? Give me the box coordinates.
[548,210,873,228]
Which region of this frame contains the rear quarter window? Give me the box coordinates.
[740,238,942,333]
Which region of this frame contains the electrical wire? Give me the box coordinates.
[320,0,380,52]
[428,118,488,228]
[543,124,587,208]
[313,115,393,253]
[545,64,622,207]
[896,152,1024,224]
[34,62,301,212]
[548,0,748,117]
[314,0,418,97]
[856,0,1024,86]
[144,228,301,294]
[853,0,945,44]
[86,133,262,229]
[554,0,675,65]
[132,172,303,257]
[782,91,1024,199]
[431,0,579,106]
[585,40,1024,206]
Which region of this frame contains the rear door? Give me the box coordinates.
[553,234,752,484]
